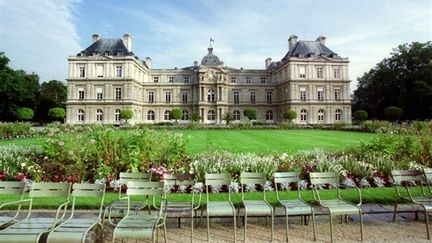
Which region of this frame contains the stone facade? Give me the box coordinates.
[66,34,352,125]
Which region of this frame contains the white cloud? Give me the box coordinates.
[0,0,81,83]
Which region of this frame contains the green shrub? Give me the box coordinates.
[384,106,403,121]
[283,110,297,122]
[353,110,368,122]
[243,109,257,121]
[170,108,182,123]
[0,144,44,180]
[0,122,33,139]
[48,107,66,122]
[16,107,34,121]
[120,109,134,124]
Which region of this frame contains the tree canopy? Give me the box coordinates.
[243,109,257,121]
[120,109,133,124]
[283,110,297,122]
[48,107,66,122]
[354,42,432,120]
[170,108,182,122]
[16,107,34,121]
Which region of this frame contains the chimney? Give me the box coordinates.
[265,58,272,69]
[316,36,326,45]
[288,35,298,51]
[92,33,101,43]
[193,61,199,67]
[122,33,132,51]
[145,57,152,69]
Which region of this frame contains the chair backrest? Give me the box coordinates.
[70,183,106,218]
[423,168,432,183]
[126,181,164,196]
[29,182,70,199]
[163,174,196,187]
[0,181,26,196]
[273,172,301,200]
[391,170,423,185]
[205,173,232,202]
[119,172,151,185]
[309,172,339,186]
[240,172,267,201]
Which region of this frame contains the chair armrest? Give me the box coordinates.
[193,192,202,210]
[54,201,70,223]
[354,186,362,206]
[312,187,324,207]
[0,199,31,209]
[403,185,418,203]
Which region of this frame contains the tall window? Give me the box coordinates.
[246,77,251,83]
[299,66,306,78]
[148,91,154,103]
[207,110,215,121]
[266,91,272,103]
[153,76,159,83]
[182,110,189,120]
[96,64,104,78]
[96,109,103,122]
[261,77,266,83]
[78,88,85,100]
[79,66,85,78]
[115,109,121,122]
[169,76,174,83]
[300,88,306,101]
[164,110,171,120]
[318,109,325,121]
[233,110,240,121]
[115,87,122,100]
[233,91,239,104]
[316,66,323,79]
[77,109,84,122]
[333,67,340,79]
[96,87,103,100]
[300,109,307,122]
[184,76,189,83]
[165,91,171,103]
[116,65,123,77]
[182,92,188,103]
[317,88,324,101]
[250,91,256,104]
[230,76,236,83]
[266,110,273,121]
[208,89,215,102]
[334,88,341,101]
[147,110,155,120]
[335,109,342,121]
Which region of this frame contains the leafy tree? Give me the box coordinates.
[16,107,34,121]
[384,106,403,121]
[223,112,232,124]
[170,108,182,123]
[353,110,368,122]
[283,110,297,122]
[191,112,201,123]
[243,109,257,121]
[48,107,66,122]
[37,80,67,122]
[120,109,134,124]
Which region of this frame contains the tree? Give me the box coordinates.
[243,109,257,121]
[283,110,297,122]
[16,107,34,121]
[120,109,134,124]
[191,112,201,123]
[384,106,403,121]
[222,112,232,124]
[353,110,368,122]
[48,107,66,122]
[37,80,67,122]
[170,108,182,123]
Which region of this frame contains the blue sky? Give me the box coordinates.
[1,0,431,92]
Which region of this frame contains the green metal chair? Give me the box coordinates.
[163,174,201,243]
[47,183,106,243]
[112,181,167,243]
[204,173,236,242]
[274,172,316,242]
[0,182,28,229]
[239,172,274,242]
[392,169,432,239]
[309,172,363,243]
[0,182,71,243]
[106,172,151,225]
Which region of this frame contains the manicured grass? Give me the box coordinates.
[0,129,376,154]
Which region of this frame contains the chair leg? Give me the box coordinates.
[206,211,210,242]
[311,209,317,241]
[244,213,247,242]
[271,211,274,242]
[359,211,364,242]
[191,211,194,243]
[393,200,398,222]
[164,222,167,243]
[330,215,334,243]
[285,210,289,242]
[233,211,237,243]
[425,208,430,240]
[340,215,343,224]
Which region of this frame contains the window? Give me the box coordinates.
[169,76,174,83]
[230,76,236,83]
[333,67,340,79]
[334,88,341,101]
[165,91,171,103]
[153,76,159,83]
[116,65,123,78]
[182,110,189,120]
[182,92,188,103]
[148,91,154,103]
[317,88,324,101]
[207,110,215,121]
[96,109,103,122]
[246,77,251,83]
[266,110,273,121]
[96,87,103,100]
[316,66,323,79]
[233,110,240,121]
[77,109,84,122]
[318,109,325,121]
[266,91,272,103]
[164,110,171,120]
[261,77,266,83]
[335,109,342,121]
[184,76,189,83]
[207,89,215,102]
[147,110,155,120]
[250,91,256,104]
[96,65,104,78]
[115,87,122,100]
[300,109,307,122]
[79,66,85,78]
[78,87,85,100]
[299,66,306,78]
[115,109,121,122]
[233,91,240,104]
[300,88,306,101]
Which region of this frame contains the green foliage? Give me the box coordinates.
[354,110,368,122]
[16,107,34,121]
[243,109,257,121]
[37,80,67,122]
[48,107,65,121]
[222,112,232,124]
[119,109,133,124]
[0,122,33,139]
[170,108,182,122]
[283,110,297,122]
[0,144,43,180]
[384,106,403,121]
[191,112,201,122]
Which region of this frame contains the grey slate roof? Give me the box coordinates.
[78,39,134,56]
[283,41,338,60]
[201,47,221,66]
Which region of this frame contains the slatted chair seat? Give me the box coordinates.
[320,200,361,215]
[279,199,314,215]
[242,200,273,215]
[207,201,236,216]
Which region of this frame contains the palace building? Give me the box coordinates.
[65,33,352,124]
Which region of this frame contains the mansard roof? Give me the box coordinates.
[78,39,134,57]
[283,41,338,60]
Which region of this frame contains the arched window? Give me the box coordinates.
[266,110,273,121]
[318,109,325,121]
[77,109,84,122]
[96,109,103,122]
[147,110,155,120]
[182,110,189,120]
[335,109,342,121]
[207,110,215,121]
[164,110,171,120]
[300,109,307,122]
[207,89,215,102]
[115,109,121,122]
[233,110,240,121]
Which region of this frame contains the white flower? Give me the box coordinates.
[373,177,385,187]
[245,184,256,192]
[279,182,290,191]
[264,181,273,191]
[298,180,308,190]
[210,184,221,193]
[192,182,204,193]
[342,178,356,188]
[229,181,239,193]
[20,162,26,167]
[178,185,188,193]
[360,178,371,188]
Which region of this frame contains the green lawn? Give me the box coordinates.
[0,129,376,154]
